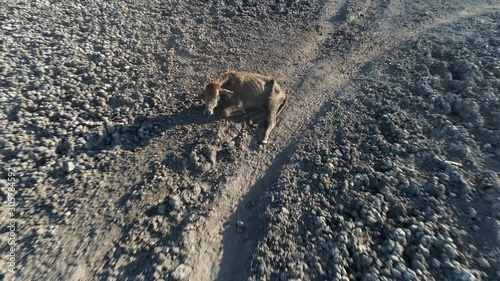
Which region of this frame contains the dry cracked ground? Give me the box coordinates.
[1,0,500,280]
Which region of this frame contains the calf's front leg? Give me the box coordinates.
[222,101,245,118]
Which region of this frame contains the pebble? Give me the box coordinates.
[157,204,166,215]
[443,243,458,259]
[64,161,75,173]
[403,271,417,281]
[314,155,322,165]
[391,268,402,279]
[411,259,423,270]
[468,207,477,218]
[393,244,404,255]
[394,228,407,243]
[325,163,335,176]
[236,221,245,233]
[390,254,400,262]
[454,269,476,281]
[430,258,441,268]
[320,174,329,184]
[199,145,217,164]
[477,257,490,268]
[315,261,324,275]
[171,264,191,281]
[168,196,182,210]
[314,216,326,227]
[366,214,377,225]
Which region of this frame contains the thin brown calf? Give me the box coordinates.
[201,71,287,144]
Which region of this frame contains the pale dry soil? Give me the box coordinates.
[0,0,499,281]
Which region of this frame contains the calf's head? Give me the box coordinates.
[201,82,234,115]
[202,82,221,115]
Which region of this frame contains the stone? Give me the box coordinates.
[391,268,402,279]
[64,161,75,173]
[171,264,191,280]
[236,221,245,233]
[157,204,166,215]
[168,196,182,210]
[478,257,490,268]
[325,163,335,176]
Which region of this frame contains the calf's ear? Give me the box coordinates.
[205,82,221,91]
[219,88,234,95]
[219,88,234,99]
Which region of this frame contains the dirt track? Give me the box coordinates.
[1,0,500,280]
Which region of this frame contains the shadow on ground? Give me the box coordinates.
[88,105,214,153]
[215,97,339,281]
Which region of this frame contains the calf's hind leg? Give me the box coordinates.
[262,103,278,144]
[250,108,267,124]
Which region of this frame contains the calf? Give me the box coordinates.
[201,71,287,144]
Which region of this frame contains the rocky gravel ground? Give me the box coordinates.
[0,0,499,280]
[1,0,323,280]
[248,10,500,281]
